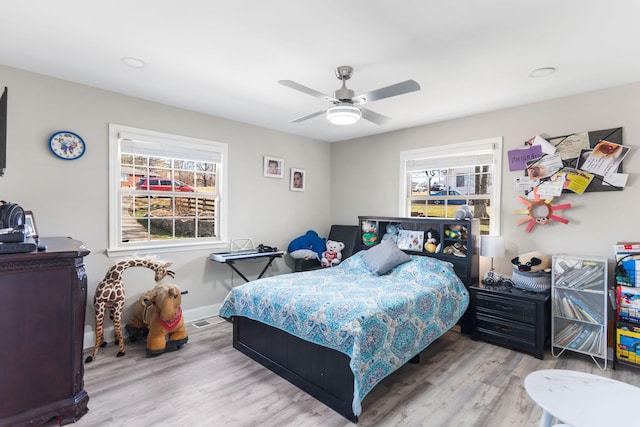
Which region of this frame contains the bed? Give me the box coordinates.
[219,217,478,422]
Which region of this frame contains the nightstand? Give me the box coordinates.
[470,283,550,359]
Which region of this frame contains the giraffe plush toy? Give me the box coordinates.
[84,258,175,363]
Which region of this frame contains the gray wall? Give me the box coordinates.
[0,65,332,347]
[331,81,640,276]
[3,62,639,348]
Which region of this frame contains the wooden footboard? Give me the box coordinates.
[232,316,358,423]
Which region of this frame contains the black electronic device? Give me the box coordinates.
[0,236,36,254]
[0,200,24,229]
[257,244,277,253]
[0,227,25,243]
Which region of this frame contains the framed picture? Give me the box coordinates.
[290,168,305,191]
[264,156,284,178]
[24,211,38,239]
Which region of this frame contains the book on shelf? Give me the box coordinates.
[567,293,603,323]
[554,262,605,289]
[614,242,640,252]
[568,328,590,349]
[555,323,582,347]
[560,297,576,319]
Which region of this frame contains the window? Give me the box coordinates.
[399,137,503,235]
[108,124,228,255]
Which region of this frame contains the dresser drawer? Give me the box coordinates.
[475,292,536,324]
[476,313,536,343]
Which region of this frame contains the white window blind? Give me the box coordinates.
[119,132,223,163]
[405,141,497,171]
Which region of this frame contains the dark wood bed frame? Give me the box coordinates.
[230,217,479,422]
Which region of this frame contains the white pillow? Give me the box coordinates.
[361,238,411,275]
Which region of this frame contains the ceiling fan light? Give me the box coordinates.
[326,105,361,125]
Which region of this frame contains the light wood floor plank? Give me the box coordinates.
[69,317,640,427]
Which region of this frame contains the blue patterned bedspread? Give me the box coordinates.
[219,252,469,416]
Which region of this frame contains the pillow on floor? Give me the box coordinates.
[361,238,411,275]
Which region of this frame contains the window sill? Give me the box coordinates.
[106,240,229,257]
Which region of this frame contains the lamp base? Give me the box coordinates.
[482,269,503,285]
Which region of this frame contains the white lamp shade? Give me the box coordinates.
[326,104,361,125]
[481,235,505,258]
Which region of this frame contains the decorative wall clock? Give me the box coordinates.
[49,131,86,160]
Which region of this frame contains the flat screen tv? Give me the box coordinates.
[0,87,6,176]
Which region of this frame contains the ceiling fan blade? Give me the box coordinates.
[360,107,391,126]
[352,79,420,105]
[278,80,337,103]
[289,110,326,123]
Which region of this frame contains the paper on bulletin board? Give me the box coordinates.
[508,145,543,171]
[557,168,595,194]
[526,135,556,155]
[579,140,630,178]
[549,132,590,161]
[514,176,539,192]
[526,153,563,179]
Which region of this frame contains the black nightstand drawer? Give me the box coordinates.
[475,293,536,324]
[476,313,535,342]
[470,284,550,360]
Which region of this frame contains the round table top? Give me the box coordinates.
[525,369,640,427]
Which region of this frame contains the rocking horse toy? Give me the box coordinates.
[85,258,175,363]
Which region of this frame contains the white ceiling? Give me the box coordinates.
[2,1,640,143]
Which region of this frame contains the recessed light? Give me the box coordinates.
[121,57,146,69]
[529,67,556,78]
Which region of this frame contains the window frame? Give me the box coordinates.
[398,137,503,235]
[108,124,229,256]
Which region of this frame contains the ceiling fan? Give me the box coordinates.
[279,65,420,126]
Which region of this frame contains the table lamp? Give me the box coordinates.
[481,235,505,284]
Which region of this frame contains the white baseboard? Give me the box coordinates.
[83,303,222,351]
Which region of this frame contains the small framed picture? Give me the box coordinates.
[264,156,284,178]
[290,168,305,191]
[24,211,39,239]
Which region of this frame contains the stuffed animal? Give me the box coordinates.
[445,224,467,239]
[424,228,441,253]
[382,223,402,243]
[126,282,188,356]
[321,240,345,267]
[362,221,377,246]
[454,204,474,220]
[85,257,175,363]
[511,251,551,272]
[445,229,461,239]
[287,230,326,260]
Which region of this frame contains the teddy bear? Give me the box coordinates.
[321,240,345,267]
[382,223,402,243]
[287,230,326,260]
[361,221,377,246]
[126,282,188,356]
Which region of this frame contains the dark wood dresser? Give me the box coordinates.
[0,237,90,426]
[470,282,550,359]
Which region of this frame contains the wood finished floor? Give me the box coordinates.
[75,318,640,427]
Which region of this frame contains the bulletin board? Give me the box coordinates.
[527,126,624,193]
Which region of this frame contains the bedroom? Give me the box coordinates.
[1,1,640,426]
